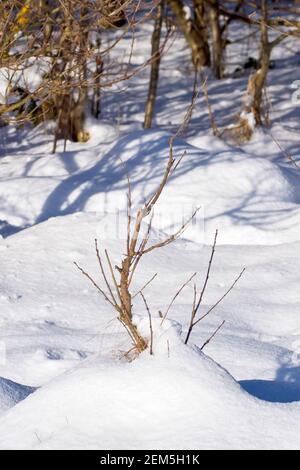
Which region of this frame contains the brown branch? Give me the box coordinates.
[141,207,200,255]
[104,248,123,306]
[145,141,175,212]
[200,71,219,136]
[73,261,117,310]
[193,268,246,328]
[161,272,197,324]
[185,230,218,344]
[269,133,300,172]
[95,239,118,305]
[200,320,225,351]
[194,230,218,316]
[140,292,154,355]
[132,272,158,299]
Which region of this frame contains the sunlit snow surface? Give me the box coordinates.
[0,15,300,449]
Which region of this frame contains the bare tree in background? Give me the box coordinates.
[144,0,165,129]
[193,0,210,48]
[219,0,299,142]
[167,0,210,68]
[209,0,224,79]
[242,0,271,128]
[0,1,152,145]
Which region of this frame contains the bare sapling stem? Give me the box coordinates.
[185,231,245,345]
[75,135,199,357]
[144,0,164,129]
[200,320,225,351]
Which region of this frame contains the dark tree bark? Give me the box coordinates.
[91,33,103,120]
[167,0,210,68]
[54,4,90,149]
[193,0,210,45]
[144,1,164,129]
[92,53,103,120]
[209,0,224,79]
[244,0,271,125]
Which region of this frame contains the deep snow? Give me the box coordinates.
[0,8,300,450]
[0,212,299,448]
[0,320,300,450]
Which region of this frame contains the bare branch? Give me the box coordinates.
[132,272,158,299]
[104,249,123,306]
[140,292,154,355]
[200,320,225,351]
[185,230,218,344]
[194,230,218,317]
[193,268,246,328]
[73,261,117,310]
[161,272,197,324]
[141,207,200,255]
[95,239,117,305]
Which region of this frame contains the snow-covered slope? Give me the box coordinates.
[0,377,35,414]
[1,124,300,245]
[0,212,299,448]
[0,319,299,450]
[0,10,300,450]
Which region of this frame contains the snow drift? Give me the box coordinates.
[0,320,299,450]
[1,125,300,244]
[0,212,299,449]
[0,377,35,415]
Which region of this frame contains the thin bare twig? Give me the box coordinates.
[175,66,199,137]
[132,272,158,298]
[185,230,245,345]
[200,320,225,351]
[161,272,196,324]
[141,207,200,255]
[73,261,116,309]
[200,70,219,136]
[140,292,154,355]
[104,248,123,306]
[95,239,118,305]
[185,229,218,344]
[193,268,246,328]
[269,132,300,172]
[194,229,218,315]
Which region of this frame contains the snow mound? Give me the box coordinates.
[1,126,300,244]
[0,320,299,450]
[0,377,35,414]
[1,211,300,387]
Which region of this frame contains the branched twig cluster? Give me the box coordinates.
[0,0,174,146]
[185,230,245,347]
[75,138,200,356]
[159,228,245,349]
[75,160,244,358]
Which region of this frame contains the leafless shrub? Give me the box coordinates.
[0,1,166,147]
[75,136,199,357]
[75,158,244,359]
[232,0,299,141]
[184,229,245,346]
[160,228,245,348]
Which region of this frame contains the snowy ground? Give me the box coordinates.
[0,16,300,449]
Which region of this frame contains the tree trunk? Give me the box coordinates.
[244,0,270,125]
[193,0,210,62]
[54,4,90,147]
[144,1,164,129]
[167,0,210,68]
[92,40,103,120]
[209,0,224,79]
